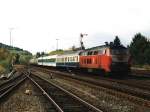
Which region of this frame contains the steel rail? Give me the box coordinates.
[0,73,24,87]
[0,84,14,94]
[30,72,103,112]
[25,74,64,112]
[33,67,150,100]
[0,76,27,99]
[31,68,150,107]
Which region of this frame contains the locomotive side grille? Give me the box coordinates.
[112,55,129,62]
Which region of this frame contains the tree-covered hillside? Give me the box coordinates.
[0,43,32,73]
[0,48,13,73]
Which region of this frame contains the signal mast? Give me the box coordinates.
[80,33,88,50]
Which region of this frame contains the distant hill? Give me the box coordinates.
[49,49,64,55]
[0,42,32,55]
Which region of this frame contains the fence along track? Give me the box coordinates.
[27,72,103,112]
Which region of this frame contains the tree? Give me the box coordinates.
[113,36,121,47]
[144,48,150,64]
[15,53,20,64]
[36,52,41,58]
[41,52,45,56]
[129,33,150,65]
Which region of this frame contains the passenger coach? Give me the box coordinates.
[56,51,80,68]
[37,55,57,67]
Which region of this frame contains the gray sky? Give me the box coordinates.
[0,0,150,54]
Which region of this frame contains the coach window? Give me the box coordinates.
[67,57,69,62]
[72,57,74,62]
[71,57,73,61]
[70,57,71,62]
[70,57,72,62]
[65,57,67,62]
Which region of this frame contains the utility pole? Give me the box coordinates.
[56,39,59,51]
[9,28,14,47]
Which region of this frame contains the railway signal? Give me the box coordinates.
[80,33,88,50]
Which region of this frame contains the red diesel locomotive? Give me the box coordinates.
[79,45,130,73]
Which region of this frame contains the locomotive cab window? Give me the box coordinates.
[88,51,93,55]
[94,51,98,55]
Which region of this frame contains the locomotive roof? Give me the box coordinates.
[63,50,82,55]
[85,45,127,51]
[85,45,107,51]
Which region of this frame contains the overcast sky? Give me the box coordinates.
[0,0,150,54]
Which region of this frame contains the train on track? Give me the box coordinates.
[30,44,131,75]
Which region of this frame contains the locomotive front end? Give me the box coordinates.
[110,47,131,73]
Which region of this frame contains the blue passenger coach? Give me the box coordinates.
[37,55,57,67]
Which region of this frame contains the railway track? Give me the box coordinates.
[0,73,27,99]
[27,72,103,112]
[31,66,150,96]
[30,66,150,107]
